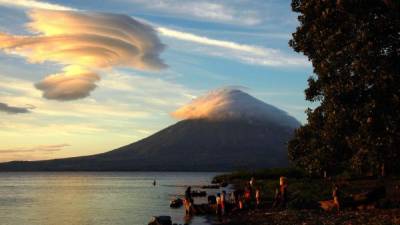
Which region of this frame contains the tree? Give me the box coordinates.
[288,0,400,176]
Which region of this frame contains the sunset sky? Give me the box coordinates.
[0,0,313,162]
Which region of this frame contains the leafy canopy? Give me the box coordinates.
[288,0,400,176]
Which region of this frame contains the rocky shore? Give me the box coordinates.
[211,169,400,225]
[219,208,400,225]
[150,169,400,225]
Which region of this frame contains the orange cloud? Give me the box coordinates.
[0,9,166,100]
[34,66,100,101]
[0,144,70,153]
[172,88,234,120]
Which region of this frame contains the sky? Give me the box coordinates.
[0,0,313,162]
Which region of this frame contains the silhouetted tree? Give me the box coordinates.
[288,0,400,176]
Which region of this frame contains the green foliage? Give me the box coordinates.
[212,167,307,183]
[288,0,400,176]
[215,170,400,210]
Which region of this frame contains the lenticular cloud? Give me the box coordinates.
[0,9,166,100]
[34,66,100,101]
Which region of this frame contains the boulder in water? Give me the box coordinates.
[148,216,172,225]
[170,198,183,208]
[191,190,207,197]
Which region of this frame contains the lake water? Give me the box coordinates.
[0,172,222,225]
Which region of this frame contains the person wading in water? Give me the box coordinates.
[184,186,193,215]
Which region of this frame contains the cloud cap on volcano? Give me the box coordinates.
[172,88,300,128]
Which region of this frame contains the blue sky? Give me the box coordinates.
[0,0,313,161]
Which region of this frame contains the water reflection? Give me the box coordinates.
[0,172,220,225]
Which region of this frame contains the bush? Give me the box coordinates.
[212,167,307,183]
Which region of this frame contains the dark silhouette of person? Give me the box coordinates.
[272,177,288,209]
[332,184,341,212]
[185,186,192,202]
[184,186,193,215]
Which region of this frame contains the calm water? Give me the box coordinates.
[0,172,222,225]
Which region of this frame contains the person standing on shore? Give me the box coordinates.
[272,187,280,208]
[185,186,192,200]
[332,184,341,212]
[272,177,288,209]
[238,196,244,210]
[216,193,222,216]
[250,177,256,187]
[184,186,193,215]
[244,186,251,208]
[232,189,240,206]
[221,190,227,215]
[255,188,261,208]
[230,191,236,205]
[184,198,192,216]
[236,192,245,210]
[279,176,288,207]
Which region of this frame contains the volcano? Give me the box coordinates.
[0,89,300,171]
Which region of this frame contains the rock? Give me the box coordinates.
[346,186,386,209]
[319,200,336,211]
[191,203,216,215]
[220,182,228,187]
[170,198,183,208]
[148,216,172,225]
[320,186,387,211]
[191,190,207,197]
[201,185,220,189]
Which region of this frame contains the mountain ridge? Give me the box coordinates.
[0,119,294,171]
[0,89,300,171]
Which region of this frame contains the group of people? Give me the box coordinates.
[214,177,265,216]
[213,176,290,217]
[183,176,291,217]
[183,176,346,219]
